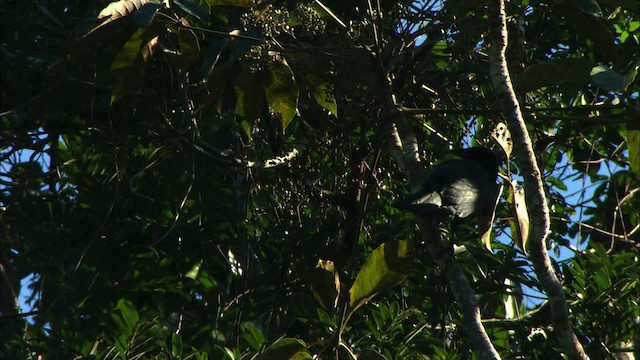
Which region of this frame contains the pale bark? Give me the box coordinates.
[487,1,589,358]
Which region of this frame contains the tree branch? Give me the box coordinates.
[382,74,500,360]
[487,1,588,358]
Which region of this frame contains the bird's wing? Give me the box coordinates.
[439,176,481,218]
[394,159,472,216]
[428,159,490,218]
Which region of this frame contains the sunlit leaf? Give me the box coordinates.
[491,122,512,158]
[547,176,567,191]
[82,0,157,39]
[342,239,414,332]
[264,61,299,129]
[304,74,337,117]
[507,180,529,253]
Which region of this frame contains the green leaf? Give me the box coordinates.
[241,323,265,351]
[590,65,636,91]
[186,261,201,279]
[116,299,139,332]
[264,61,299,129]
[304,74,337,117]
[513,58,594,93]
[308,259,340,310]
[171,332,183,358]
[256,337,306,360]
[547,175,568,191]
[81,0,156,39]
[343,239,414,331]
[110,26,160,103]
[628,119,640,179]
[174,0,210,21]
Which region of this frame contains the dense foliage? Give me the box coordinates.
[1,0,638,359]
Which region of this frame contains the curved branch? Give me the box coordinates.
[487,1,588,358]
[382,75,500,360]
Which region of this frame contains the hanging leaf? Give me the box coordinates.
[264,61,299,129]
[491,122,512,158]
[513,58,594,93]
[506,180,529,253]
[480,183,503,252]
[308,259,340,311]
[342,239,414,332]
[81,0,157,39]
[304,74,338,117]
[110,26,161,103]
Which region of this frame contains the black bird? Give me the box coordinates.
[394,147,500,219]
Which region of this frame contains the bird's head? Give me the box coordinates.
[449,147,500,179]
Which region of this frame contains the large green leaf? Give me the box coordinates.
[304,74,337,117]
[110,26,161,103]
[342,239,414,331]
[590,65,638,91]
[513,58,594,93]
[264,61,299,129]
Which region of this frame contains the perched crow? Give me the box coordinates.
[394,147,501,219]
